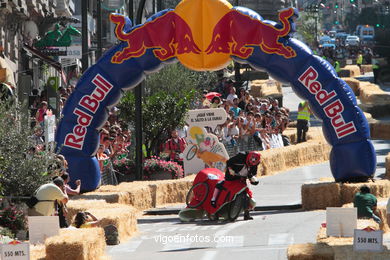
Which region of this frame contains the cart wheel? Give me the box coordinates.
[228,193,245,221]
[186,145,198,160]
[186,182,209,208]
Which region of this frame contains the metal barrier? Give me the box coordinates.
[223,135,263,157]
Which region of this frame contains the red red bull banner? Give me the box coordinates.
[56,0,375,191]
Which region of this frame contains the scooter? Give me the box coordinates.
[179,168,254,222]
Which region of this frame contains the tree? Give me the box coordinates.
[119,90,196,157]
[144,62,217,97]
[118,63,217,157]
[296,12,320,47]
[0,101,56,197]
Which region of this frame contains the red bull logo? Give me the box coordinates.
[110,11,201,64]
[205,8,297,59]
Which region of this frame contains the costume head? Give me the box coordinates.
[246,151,261,167]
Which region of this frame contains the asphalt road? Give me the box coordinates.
[107,138,390,260]
[107,210,325,260]
[107,77,390,260]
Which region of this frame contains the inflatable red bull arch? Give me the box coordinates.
[56,0,376,191]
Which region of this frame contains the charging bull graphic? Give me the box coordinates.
[56,0,375,191]
[110,11,201,63]
[205,8,296,59]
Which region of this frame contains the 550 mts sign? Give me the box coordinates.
[1,241,29,259]
[353,228,383,252]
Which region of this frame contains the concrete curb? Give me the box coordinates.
[144,204,302,215]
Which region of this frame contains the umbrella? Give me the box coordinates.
[205,92,222,100]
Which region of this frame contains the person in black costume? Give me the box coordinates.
[211,151,261,220]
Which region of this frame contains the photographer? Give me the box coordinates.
[164,129,187,167]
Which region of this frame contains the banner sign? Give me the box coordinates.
[185,108,227,128]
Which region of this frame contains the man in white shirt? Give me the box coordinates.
[28,177,68,216]
[226,87,238,106]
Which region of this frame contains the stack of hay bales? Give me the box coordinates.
[302,179,390,210]
[287,218,388,259]
[249,79,282,99]
[74,176,194,210]
[342,77,360,95]
[258,138,330,177]
[45,228,107,260]
[342,77,390,105]
[343,77,390,117]
[359,83,390,104]
[361,64,372,74]
[66,199,138,242]
[339,65,361,77]
[287,243,334,260]
[31,176,196,259]
[370,120,390,140]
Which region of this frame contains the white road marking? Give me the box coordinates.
[200,250,218,260]
[268,233,294,245]
[108,240,142,253]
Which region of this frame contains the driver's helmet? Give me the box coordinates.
[246,151,261,167]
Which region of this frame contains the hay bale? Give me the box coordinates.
[45,228,106,260]
[66,200,138,241]
[340,180,390,204]
[249,79,282,98]
[361,64,372,73]
[333,245,390,260]
[302,182,341,210]
[74,191,130,204]
[358,82,390,104]
[386,153,390,179]
[287,243,334,260]
[370,121,390,140]
[344,65,361,77]
[150,179,193,207]
[341,77,361,96]
[297,141,330,166]
[302,180,390,210]
[30,244,45,260]
[258,133,330,177]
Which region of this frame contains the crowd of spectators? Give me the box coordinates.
[27,85,132,183]
[198,77,291,151]
[318,45,373,64]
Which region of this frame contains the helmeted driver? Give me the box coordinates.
[211,151,261,220]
